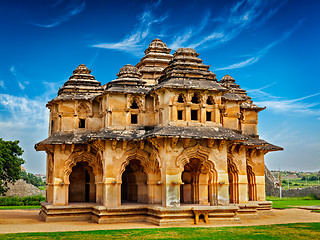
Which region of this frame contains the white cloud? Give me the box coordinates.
[214,19,304,70]
[18,82,25,90]
[0,80,4,89]
[92,0,167,56]
[0,94,49,174]
[31,0,86,28]
[250,88,320,117]
[92,1,287,56]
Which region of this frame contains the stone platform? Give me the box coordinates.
[40,201,272,226]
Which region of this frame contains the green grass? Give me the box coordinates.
[1,223,320,239]
[0,205,40,209]
[267,196,320,209]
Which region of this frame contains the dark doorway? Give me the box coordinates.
[121,160,148,203]
[69,162,96,203]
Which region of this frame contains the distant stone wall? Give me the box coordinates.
[265,166,320,198]
[3,179,45,197]
[281,186,320,198]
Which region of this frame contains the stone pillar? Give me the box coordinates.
[147,173,161,204]
[217,172,229,205]
[52,182,68,206]
[102,178,118,206]
[256,175,266,201]
[162,173,181,207]
[238,174,249,203]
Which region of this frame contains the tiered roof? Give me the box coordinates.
[51,64,103,101]
[105,64,150,94]
[155,48,226,91]
[37,39,282,153]
[136,39,173,85]
[220,75,265,111]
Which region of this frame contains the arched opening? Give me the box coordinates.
[121,160,148,204]
[130,100,139,109]
[69,162,96,203]
[206,96,214,105]
[180,158,210,205]
[191,93,200,104]
[228,158,239,204]
[247,164,257,201]
[177,94,185,103]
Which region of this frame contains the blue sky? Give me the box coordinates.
[0,0,319,174]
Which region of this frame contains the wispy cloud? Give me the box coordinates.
[0,80,4,89]
[9,66,30,91]
[178,0,287,49]
[92,0,288,56]
[31,0,86,28]
[92,0,168,56]
[249,83,320,117]
[214,19,304,71]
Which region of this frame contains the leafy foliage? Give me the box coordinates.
[20,171,45,187]
[0,195,44,206]
[0,138,25,196]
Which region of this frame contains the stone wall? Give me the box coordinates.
[265,166,320,198]
[3,179,45,197]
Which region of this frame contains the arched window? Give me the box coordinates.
[206,96,214,105]
[130,100,139,109]
[177,94,185,103]
[191,94,200,104]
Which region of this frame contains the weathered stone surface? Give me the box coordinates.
[35,39,282,225]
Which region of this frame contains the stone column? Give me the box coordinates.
[238,174,249,203]
[147,173,161,204]
[256,175,266,201]
[52,182,68,206]
[217,172,229,205]
[101,178,118,206]
[162,173,182,207]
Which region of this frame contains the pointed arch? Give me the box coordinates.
[176,143,218,205]
[119,147,160,177]
[247,163,257,201]
[227,157,239,204]
[64,151,102,184]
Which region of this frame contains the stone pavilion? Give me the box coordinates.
[35,39,282,225]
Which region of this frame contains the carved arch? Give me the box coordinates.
[176,144,212,169]
[247,163,257,201]
[176,93,186,103]
[177,143,218,205]
[127,95,144,110]
[119,147,160,178]
[227,157,239,203]
[77,102,90,115]
[63,151,103,184]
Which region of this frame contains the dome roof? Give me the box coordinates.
[144,38,171,54]
[174,48,199,57]
[117,64,141,78]
[220,75,235,83]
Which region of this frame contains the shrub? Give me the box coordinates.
[0,195,45,206]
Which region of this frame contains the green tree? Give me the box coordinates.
[0,138,25,196]
[20,171,45,187]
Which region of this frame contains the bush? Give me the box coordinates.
[0,195,45,206]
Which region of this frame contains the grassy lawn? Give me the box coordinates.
[1,223,320,239]
[0,205,40,210]
[267,196,320,209]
